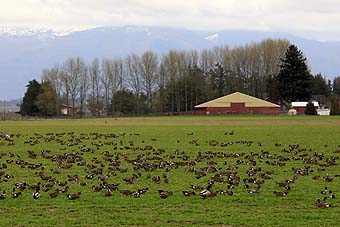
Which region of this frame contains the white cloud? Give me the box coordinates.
[1,0,340,40]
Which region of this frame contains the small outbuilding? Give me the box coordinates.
[61,104,77,117]
[317,108,330,116]
[194,92,281,115]
[291,101,319,114]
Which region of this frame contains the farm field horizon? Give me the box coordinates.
[1,115,340,227]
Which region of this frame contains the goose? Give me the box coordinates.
[243,183,250,188]
[0,190,6,199]
[159,190,172,199]
[137,188,148,195]
[324,174,333,182]
[79,181,87,187]
[92,185,103,192]
[11,188,22,198]
[284,185,291,191]
[276,180,291,187]
[106,183,119,191]
[329,191,336,199]
[321,187,328,194]
[42,183,54,192]
[120,189,132,196]
[14,182,27,190]
[273,191,288,197]
[183,191,195,196]
[32,189,40,199]
[29,182,41,191]
[33,181,41,195]
[56,181,67,187]
[191,184,203,191]
[199,189,217,199]
[218,190,233,196]
[104,189,112,197]
[59,186,69,194]
[49,190,60,198]
[316,197,332,208]
[206,181,214,191]
[199,182,216,199]
[67,192,81,200]
[248,185,261,194]
[132,191,142,198]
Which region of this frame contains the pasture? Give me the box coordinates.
[0,116,340,226]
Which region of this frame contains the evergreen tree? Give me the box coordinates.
[110,90,135,115]
[311,73,330,96]
[277,45,313,102]
[109,90,148,115]
[266,75,280,100]
[20,80,41,116]
[330,97,339,115]
[36,81,58,116]
[333,76,340,96]
[305,101,317,115]
[328,80,333,96]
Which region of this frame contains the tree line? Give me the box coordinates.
[20,38,338,117]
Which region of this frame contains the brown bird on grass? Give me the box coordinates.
[316,197,332,208]
[183,191,195,196]
[104,189,112,197]
[273,191,288,197]
[0,190,6,199]
[199,182,217,199]
[159,190,172,199]
[12,188,22,198]
[120,189,132,196]
[67,192,81,200]
[49,190,60,198]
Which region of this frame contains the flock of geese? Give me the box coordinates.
[0,130,338,208]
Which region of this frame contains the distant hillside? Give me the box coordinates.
[1,26,340,100]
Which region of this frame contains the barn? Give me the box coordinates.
[194,92,281,115]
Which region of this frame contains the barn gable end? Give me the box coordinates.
[194,92,281,115]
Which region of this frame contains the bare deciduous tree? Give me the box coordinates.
[101,58,114,114]
[79,65,88,117]
[89,58,101,116]
[126,54,142,113]
[41,64,62,115]
[140,51,158,110]
[112,59,124,95]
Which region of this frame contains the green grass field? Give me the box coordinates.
[1,116,340,227]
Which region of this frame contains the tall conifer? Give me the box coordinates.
[20,80,41,116]
[277,45,312,102]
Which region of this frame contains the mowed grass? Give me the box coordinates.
[0,115,340,226]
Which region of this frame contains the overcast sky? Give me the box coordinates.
[1,0,340,41]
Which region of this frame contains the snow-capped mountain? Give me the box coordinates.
[1,26,340,100]
[205,33,219,43]
[0,27,66,41]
